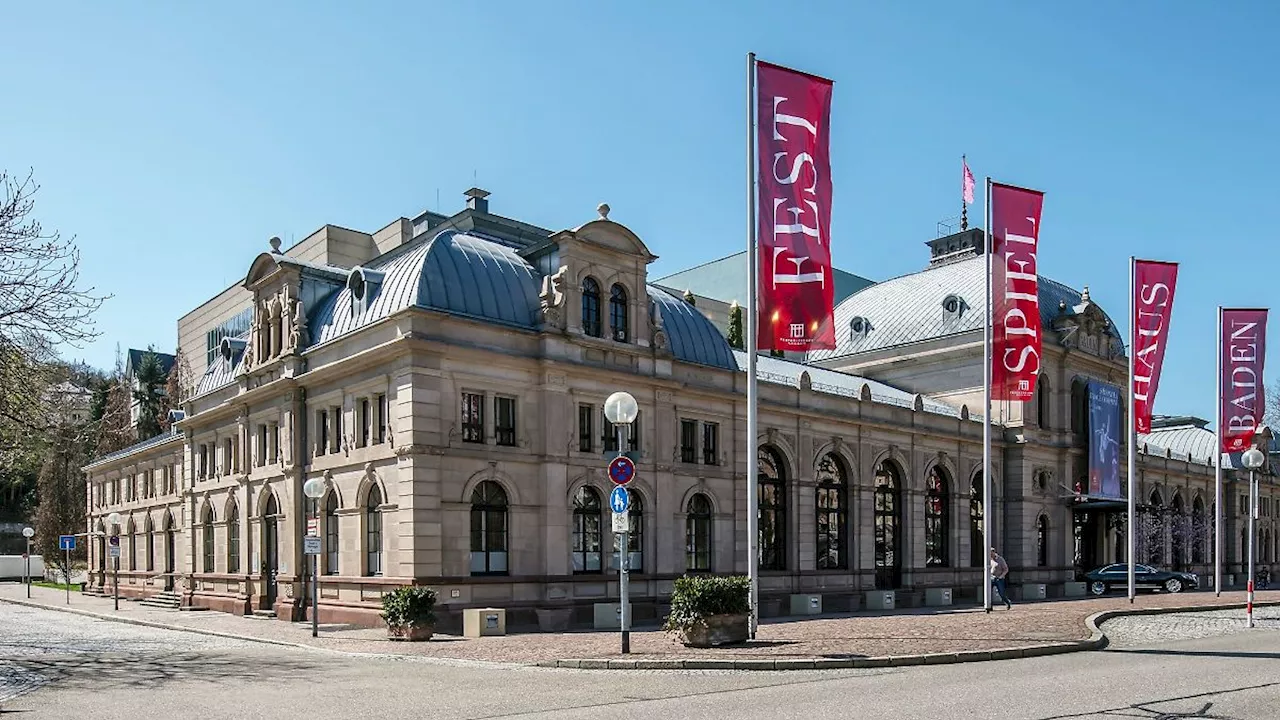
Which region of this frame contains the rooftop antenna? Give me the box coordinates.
[436,188,440,212]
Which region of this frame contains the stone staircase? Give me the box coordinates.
[139,590,182,610]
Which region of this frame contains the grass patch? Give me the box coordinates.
[32,580,79,591]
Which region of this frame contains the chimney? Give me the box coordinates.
[465,187,490,214]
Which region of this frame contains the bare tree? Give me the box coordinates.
[1266,380,1279,431]
[159,346,194,433]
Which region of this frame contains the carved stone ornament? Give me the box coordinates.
[291,297,309,350]
[539,265,568,327]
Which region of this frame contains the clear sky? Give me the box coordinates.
[3,1,1276,423]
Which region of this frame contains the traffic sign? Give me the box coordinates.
[59,535,76,551]
[307,518,319,535]
[303,535,322,555]
[611,512,629,534]
[609,486,630,514]
[608,455,636,486]
[108,535,120,547]
[108,545,121,559]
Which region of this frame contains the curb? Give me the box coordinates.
[534,600,1280,671]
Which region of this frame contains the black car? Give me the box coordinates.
[1083,563,1199,595]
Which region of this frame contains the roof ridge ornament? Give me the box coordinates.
[269,236,282,253]
[1081,285,1091,302]
[597,203,610,220]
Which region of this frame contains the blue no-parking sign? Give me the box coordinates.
[609,486,630,514]
[608,455,635,486]
[59,535,76,551]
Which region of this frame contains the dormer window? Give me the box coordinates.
[942,294,967,320]
[610,283,629,342]
[347,266,384,317]
[849,316,873,340]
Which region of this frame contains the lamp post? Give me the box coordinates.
[604,390,638,655]
[21,527,34,598]
[1242,447,1266,628]
[106,512,122,611]
[302,476,327,639]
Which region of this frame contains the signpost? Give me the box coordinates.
[603,391,638,655]
[609,486,630,514]
[21,527,34,598]
[59,535,75,605]
[303,536,322,555]
[608,455,635,486]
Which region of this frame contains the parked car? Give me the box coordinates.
[1084,563,1199,596]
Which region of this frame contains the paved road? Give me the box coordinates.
[2,602,1278,719]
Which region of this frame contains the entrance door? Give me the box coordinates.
[96,531,106,587]
[1073,510,1102,580]
[263,495,279,608]
[165,530,176,591]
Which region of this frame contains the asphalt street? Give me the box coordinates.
[2,602,1277,719]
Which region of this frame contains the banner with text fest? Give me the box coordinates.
[1220,308,1269,453]
[755,60,835,351]
[990,182,1046,401]
[1132,261,1179,434]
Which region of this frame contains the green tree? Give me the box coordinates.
[727,302,744,350]
[133,347,168,440]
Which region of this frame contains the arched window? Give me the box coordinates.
[324,493,340,575]
[815,454,848,570]
[201,506,215,573]
[1147,490,1165,567]
[365,485,383,576]
[685,494,713,572]
[1036,515,1050,567]
[1191,496,1207,564]
[470,481,508,576]
[925,466,950,567]
[625,491,644,573]
[1071,379,1089,437]
[609,284,629,342]
[227,504,240,574]
[126,519,136,571]
[1036,375,1051,428]
[572,486,602,573]
[758,447,787,571]
[874,461,902,589]
[970,473,985,567]
[581,277,602,337]
[1170,493,1187,571]
[145,516,155,572]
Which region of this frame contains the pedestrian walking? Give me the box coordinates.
[990,548,1013,609]
[1259,565,1270,591]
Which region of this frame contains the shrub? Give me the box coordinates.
[381,586,438,628]
[663,575,750,633]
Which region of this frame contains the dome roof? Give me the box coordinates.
[806,255,1123,363]
[649,287,737,370]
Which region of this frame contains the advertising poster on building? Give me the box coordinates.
[1088,381,1123,498]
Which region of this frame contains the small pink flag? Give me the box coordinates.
[962,158,975,206]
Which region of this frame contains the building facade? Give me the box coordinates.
[84,191,1277,631]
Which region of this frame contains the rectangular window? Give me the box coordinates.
[578,404,594,452]
[461,392,484,443]
[703,422,719,465]
[331,406,343,454]
[603,411,641,453]
[680,420,697,463]
[316,410,329,457]
[629,411,641,452]
[198,445,208,479]
[271,423,280,464]
[224,438,235,475]
[257,425,268,467]
[375,394,387,444]
[358,398,371,448]
[495,396,517,447]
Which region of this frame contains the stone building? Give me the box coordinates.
[84,190,1277,630]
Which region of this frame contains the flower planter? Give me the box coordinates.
[386,623,434,642]
[680,613,749,648]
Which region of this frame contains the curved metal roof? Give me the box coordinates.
[1139,423,1217,465]
[806,255,1123,363]
[649,287,737,370]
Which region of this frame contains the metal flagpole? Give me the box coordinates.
[1214,306,1223,596]
[745,51,760,639]
[1127,257,1137,603]
[982,177,993,613]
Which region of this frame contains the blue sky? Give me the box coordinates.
[3,1,1276,422]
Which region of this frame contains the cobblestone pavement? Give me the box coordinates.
[1103,605,1280,648]
[3,582,1277,663]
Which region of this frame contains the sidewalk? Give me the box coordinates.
[3,582,1277,667]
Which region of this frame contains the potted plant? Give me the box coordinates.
[381,586,437,641]
[663,575,750,647]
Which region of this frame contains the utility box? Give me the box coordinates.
[1063,581,1087,597]
[463,607,506,638]
[789,594,822,615]
[924,587,953,606]
[592,602,632,630]
[1016,583,1046,601]
[865,590,896,611]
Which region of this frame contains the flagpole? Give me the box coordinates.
[1214,306,1223,596]
[744,51,760,638]
[982,177,993,614]
[1127,256,1136,603]
[960,155,969,231]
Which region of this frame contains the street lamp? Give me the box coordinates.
[603,391,638,655]
[106,512,123,611]
[1242,447,1266,629]
[302,476,328,639]
[21,527,34,598]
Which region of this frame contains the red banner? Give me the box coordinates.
[990,182,1045,401]
[1220,308,1268,453]
[755,60,835,351]
[1132,260,1179,433]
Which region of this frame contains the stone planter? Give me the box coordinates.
[386,623,434,642]
[679,613,750,648]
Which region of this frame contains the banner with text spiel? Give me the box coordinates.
[990,182,1045,401]
[1133,260,1179,434]
[755,60,835,351]
[1088,381,1123,499]
[1220,308,1269,453]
